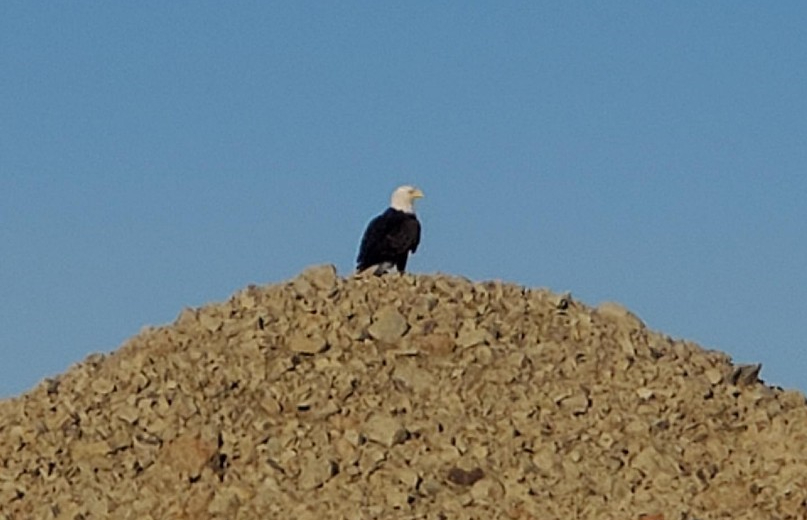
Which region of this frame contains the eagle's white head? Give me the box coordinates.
[390,185,424,214]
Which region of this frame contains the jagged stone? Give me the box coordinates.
[456,325,487,349]
[729,363,762,387]
[299,264,339,291]
[364,413,408,448]
[157,434,217,480]
[298,453,338,490]
[447,466,484,486]
[367,305,408,343]
[287,332,328,354]
[596,301,645,330]
[705,367,724,385]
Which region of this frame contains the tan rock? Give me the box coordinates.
[392,361,435,394]
[116,403,140,424]
[384,487,411,509]
[456,325,488,349]
[470,477,505,503]
[299,264,338,291]
[364,413,408,448]
[367,305,409,343]
[298,453,337,490]
[158,434,217,479]
[91,377,115,395]
[557,390,591,414]
[287,331,328,354]
[70,439,111,459]
[705,367,724,385]
[417,333,455,356]
[198,310,222,333]
[596,301,645,329]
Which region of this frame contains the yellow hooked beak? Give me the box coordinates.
[412,188,424,199]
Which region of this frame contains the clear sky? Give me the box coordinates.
[2,3,805,398]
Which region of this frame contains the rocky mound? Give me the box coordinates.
[1,266,806,520]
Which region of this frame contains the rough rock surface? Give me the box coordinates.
[1,265,806,519]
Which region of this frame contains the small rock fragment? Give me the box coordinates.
[705,367,724,385]
[91,377,115,395]
[729,363,762,387]
[397,467,420,488]
[456,327,487,349]
[198,311,222,333]
[300,264,339,291]
[557,391,590,414]
[447,466,485,486]
[298,453,338,490]
[116,403,140,424]
[70,440,110,459]
[287,332,328,354]
[418,334,455,356]
[367,306,409,343]
[392,362,435,394]
[555,293,572,310]
[384,487,410,509]
[364,413,408,447]
[158,434,217,479]
[596,301,645,329]
[636,387,655,400]
[470,477,505,503]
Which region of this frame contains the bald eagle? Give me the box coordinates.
[356,185,424,275]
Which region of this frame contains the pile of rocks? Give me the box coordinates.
[1,265,805,519]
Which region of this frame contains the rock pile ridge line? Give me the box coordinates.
[1,265,806,519]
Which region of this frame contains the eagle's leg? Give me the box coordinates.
[373,262,395,276]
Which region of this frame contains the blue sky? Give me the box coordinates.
[2,3,805,397]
